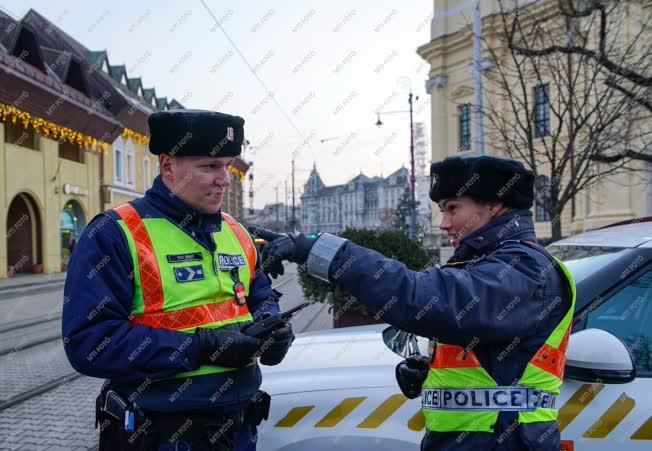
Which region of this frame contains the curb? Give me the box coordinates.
[0,275,67,293]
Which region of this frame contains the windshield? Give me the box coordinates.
[546,245,628,284]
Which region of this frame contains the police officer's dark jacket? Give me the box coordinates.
[325,210,569,450]
[62,175,281,412]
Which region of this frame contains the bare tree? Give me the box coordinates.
[479,0,651,239]
[379,208,397,231]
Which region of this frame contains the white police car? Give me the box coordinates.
[259,221,652,450]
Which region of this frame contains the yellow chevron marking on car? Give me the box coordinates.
[315,397,367,428]
[407,410,425,431]
[275,406,315,428]
[583,393,635,438]
[357,394,408,429]
[558,383,604,431]
[631,416,652,440]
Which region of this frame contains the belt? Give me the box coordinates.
[421,386,556,412]
[98,388,271,433]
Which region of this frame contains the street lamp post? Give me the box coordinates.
[375,90,419,241]
[408,92,418,241]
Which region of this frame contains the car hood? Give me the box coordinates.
[260,325,404,395]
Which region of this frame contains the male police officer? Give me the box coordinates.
[257,155,575,450]
[63,110,293,450]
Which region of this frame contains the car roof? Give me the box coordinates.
[550,222,652,248]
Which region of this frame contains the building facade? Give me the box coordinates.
[0,9,248,278]
[300,164,409,234]
[417,0,651,241]
[414,121,432,235]
[245,202,301,233]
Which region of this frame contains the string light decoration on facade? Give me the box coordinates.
[0,102,110,153]
[121,128,150,146]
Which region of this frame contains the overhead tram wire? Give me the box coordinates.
[199,0,309,143]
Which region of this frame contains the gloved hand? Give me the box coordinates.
[248,226,317,279]
[395,355,430,399]
[195,327,262,368]
[259,315,295,366]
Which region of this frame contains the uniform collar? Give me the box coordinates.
[144,175,222,232]
[448,210,536,263]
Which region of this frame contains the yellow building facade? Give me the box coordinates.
[0,120,102,277]
[418,0,651,240]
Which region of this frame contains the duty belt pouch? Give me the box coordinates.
[244,390,271,427]
[96,389,158,451]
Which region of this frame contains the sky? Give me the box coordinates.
[1,1,435,208]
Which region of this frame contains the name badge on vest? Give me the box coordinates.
[174,265,205,283]
[217,253,247,271]
[167,253,203,263]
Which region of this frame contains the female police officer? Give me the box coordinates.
[256,155,575,451]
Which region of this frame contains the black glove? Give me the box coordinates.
[195,327,262,368]
[259,317,295,366]
[395,355,429,399]
[249,226,317,279]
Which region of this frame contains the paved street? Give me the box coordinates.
[273,265,333,333]
[0,265,332,450]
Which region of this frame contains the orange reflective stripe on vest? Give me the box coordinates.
[222,212,257,283]
[431,344,483,369]
[114,203,164,314]
[530,327,571,379]
[130,300,249,330]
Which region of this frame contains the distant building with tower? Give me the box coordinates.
[300,164,409,234]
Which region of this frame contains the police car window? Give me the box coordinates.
[585,269,652,373]
[546,245,627,283]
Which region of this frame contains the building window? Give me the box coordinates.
[4,121,38,150]
[59,141,85,163]
[534,84,550,138]
[125,140,136,187]
[535,175,551,222]
[114,141,124,184]
[143,157,151,190]
[458,104,471,151]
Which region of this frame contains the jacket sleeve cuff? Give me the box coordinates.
[306,233,348,282]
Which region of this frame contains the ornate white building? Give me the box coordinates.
[414,122,432,234]
[301,164,409,234]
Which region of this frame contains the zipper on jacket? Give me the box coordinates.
[209,232,221,295]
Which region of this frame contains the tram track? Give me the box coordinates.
[0,316,62,356]
[0,314,61,334]
[0,371,82,412]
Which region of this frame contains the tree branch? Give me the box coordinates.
[511,43,651,86]
[592,149,652,163]
[605,77,652,112]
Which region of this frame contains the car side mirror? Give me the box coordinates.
[382,326,429,358]
[565,329,636,384]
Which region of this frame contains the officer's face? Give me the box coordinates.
[438,197,497,249]
[161,155,233,214]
